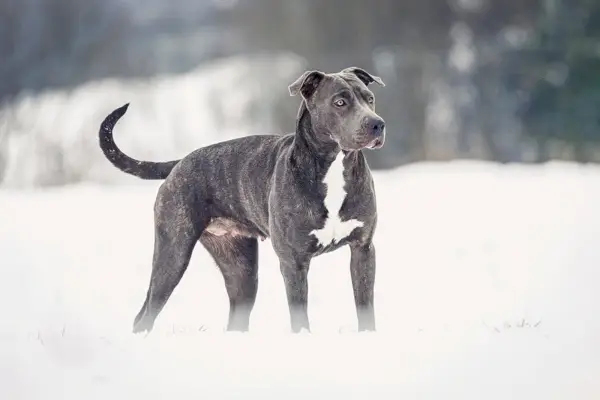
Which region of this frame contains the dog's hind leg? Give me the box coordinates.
[133,190,204,334]
[200,234,259,332]
[132,225,200,334]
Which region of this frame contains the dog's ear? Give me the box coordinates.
[342,67,385,87]
[288,70,326,99]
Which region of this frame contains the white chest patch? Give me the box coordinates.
[310,151,364,246]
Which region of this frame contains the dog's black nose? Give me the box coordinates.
[369,119,385,136]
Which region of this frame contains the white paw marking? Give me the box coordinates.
[310,151,364,246]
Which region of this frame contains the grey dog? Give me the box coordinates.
[99,67,386,334]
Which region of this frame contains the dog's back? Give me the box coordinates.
[162,133,293,236]
[100,103,289,183]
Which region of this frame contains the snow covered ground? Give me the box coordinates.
[2,160,600,399]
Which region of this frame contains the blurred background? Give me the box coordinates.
[0,0,599,187]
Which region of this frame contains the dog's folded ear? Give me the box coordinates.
[342,67,385,87]
[288,70,326,99]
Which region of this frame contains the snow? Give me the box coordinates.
[2,160,600,399]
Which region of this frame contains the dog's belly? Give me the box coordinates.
[205,217,267,241]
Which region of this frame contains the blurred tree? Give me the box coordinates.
[0,0,132,102]
[3,0,600,177]
[227,0,555,167]
[520,0,600,162]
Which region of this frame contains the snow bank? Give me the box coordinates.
[1,161,600,398]
[0,53,305,187]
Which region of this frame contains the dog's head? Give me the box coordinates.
[289,67,386,151]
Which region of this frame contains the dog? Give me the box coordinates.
[99,67,386,333]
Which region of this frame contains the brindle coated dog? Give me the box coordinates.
[98,67,386,333]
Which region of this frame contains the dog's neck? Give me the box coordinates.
[292,102,354,167]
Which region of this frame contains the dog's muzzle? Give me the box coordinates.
[364,118,385,149]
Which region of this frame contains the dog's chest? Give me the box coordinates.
[310,152,364,246]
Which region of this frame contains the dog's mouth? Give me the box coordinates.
[361,137,384,150]
[342,135,385,151]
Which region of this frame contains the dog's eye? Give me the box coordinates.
[334,99,347,107]
[367,96,375,104]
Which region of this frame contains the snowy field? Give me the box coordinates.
[2,160,600,399]
[1,53,599,399]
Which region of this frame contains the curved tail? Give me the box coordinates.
[99,103,180,180]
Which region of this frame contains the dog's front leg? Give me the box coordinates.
[350,242,377,331]
[280,259,311,333]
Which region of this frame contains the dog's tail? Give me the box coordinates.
[99,103,180,180]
